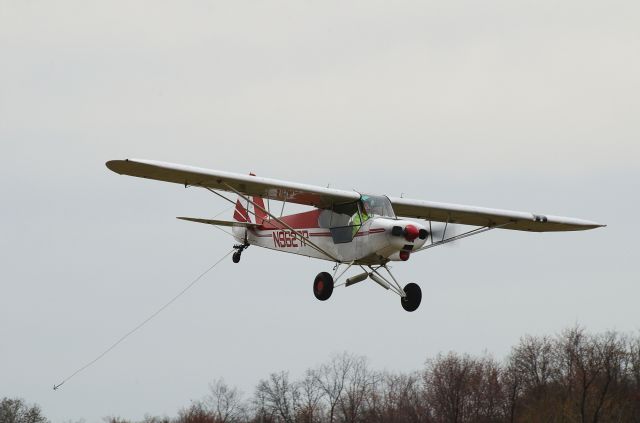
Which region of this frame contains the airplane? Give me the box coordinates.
[106,159,605,312]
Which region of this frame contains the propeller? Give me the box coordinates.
[427,223,460,246]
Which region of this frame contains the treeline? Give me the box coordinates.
[4,327,639,423]
[110,327,640,423]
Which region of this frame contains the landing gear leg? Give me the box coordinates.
[367,265,422,312]
[232,242,249,264]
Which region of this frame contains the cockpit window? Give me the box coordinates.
[316,196,395,244]
[361,195,395,219]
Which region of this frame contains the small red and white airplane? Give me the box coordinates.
[107,159,604,312]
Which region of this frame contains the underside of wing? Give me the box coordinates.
[176,217,260,228]
[107,159,604,233]
[389,197,605,232]
[106,159,359,209]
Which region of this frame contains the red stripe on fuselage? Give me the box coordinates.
[252,229,385,237]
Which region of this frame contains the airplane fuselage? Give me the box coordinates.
[233,214,429,265]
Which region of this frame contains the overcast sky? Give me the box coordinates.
[1,1,638,421]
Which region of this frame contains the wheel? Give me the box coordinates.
[401,283,421,312]
[232,251,241,263]
[313,272,334,301]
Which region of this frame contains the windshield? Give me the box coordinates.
[360,194,395,218]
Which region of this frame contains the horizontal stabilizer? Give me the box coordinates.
[177,217,260,228]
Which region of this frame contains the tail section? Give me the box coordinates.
[233,199,252,223]
[252,195,267,225]
[232,172,267,225]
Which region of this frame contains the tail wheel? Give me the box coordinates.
[401,283,422,312]
[232,251,241,263]
[313,272,334,301]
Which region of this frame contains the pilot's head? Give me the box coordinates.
[362,196,373,214]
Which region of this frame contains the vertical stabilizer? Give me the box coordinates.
[232,172,267,225]
[233,199,251,223]
[252,196,267,225]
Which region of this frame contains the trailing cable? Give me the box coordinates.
[53,249,233,390]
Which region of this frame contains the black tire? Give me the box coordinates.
[232,251,241,263]
[401,283,422,312]
[313,272,334,301]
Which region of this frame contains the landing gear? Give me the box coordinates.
[311,263,421,311]
[232,242,249,264]
[340,264,422,312]
[401,282,422,312]
[313,272,334,301]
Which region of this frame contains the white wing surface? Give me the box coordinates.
[106,159,604,232]
[389,197,604,232]
[106,159,359,208]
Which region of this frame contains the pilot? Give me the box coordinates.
[351,196,373,236]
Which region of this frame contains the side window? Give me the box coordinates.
[317,202,360,243]
[317,209,333,228]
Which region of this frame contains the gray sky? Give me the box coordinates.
[1,1,638,421]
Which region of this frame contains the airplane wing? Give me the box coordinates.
[388,196,605,232]
[107,159,604,232]
[106,159,359,209]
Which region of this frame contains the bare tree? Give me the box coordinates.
[141,415,171,423]
[469,356,503,423]
[500,361,521,423]
[555,328,633,423]
[631,335,640,389]
[337,354,374,423]
[254,371,299,423]
[423,352,504,423]
[312,352,355,423]
[424,352,475,423]
[506,334,560,421]
[175,401,218,423]
[296,371,324,423]
[627,334,640,422]
[102,417,132,423]
[511,335,556,390]
[364,371,427,423]
[251,382,274,423]
[590,332,628,422]
[204,378,246,423]
[0,398,49,423]
[50,327,640,423]
[499,328,640,423]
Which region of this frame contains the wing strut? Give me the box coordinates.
[415,222,511,253]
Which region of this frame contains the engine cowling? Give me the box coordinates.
[372,219,429,262]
